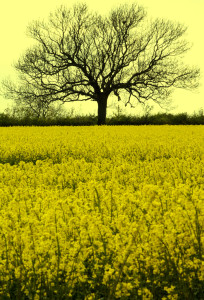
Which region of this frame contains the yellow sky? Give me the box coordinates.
[0,0,203,116]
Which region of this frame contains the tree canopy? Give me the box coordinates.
[2,2,200,124]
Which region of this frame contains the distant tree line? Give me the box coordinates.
[0,109,204,126]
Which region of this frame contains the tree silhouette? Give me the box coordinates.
[2,2,200,125]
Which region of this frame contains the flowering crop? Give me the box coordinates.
[0,125,203,299]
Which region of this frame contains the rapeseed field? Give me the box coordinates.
[0,125,203,299]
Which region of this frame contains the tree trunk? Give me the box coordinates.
[97,95,108,125]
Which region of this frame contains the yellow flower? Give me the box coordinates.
[0,125,203,298]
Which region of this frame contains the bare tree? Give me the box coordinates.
[1,2,200,125]
[2,78,65,119]
[4,100,66,120]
